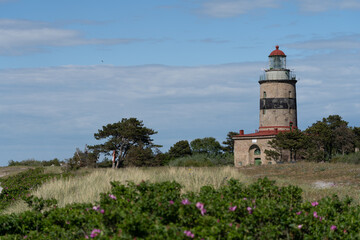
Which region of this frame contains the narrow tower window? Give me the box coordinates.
[263,91,267,98]
[289,91,292,98]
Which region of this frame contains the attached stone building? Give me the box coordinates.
[233,46,298,167]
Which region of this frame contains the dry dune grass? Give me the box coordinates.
[4,166,247,214]
[237,162,360,204]
[4,163,360,214]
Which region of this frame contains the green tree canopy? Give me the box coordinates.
[89,118,159,168]
[124,145,154,167]
[168,140,192,159]
[266,129,309,162]
[190,137,222,155]
[352,127,360,149]
[305,115,354,160]
[222,131,238,153]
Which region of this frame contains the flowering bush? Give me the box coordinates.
[0,177,359,239]
[0,168,64,211]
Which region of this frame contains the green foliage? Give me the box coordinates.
[264,149,281,162]
[97,158,113,168]
[305,115,355,161]
[2,178,360,239]
[190,137,222,155]
[331,152,360,164]
[266,115,358,163]
[352,127,360,149]
[0,168,61,212]
[89,118,160,168]
[22,195,58,212]
[168,140,192,159]
[168,153,233,167]
[8,158,61,167]
[267,129,308,162]
[124,145,155,167]
[222,131,238,153]
[63,147,99,171]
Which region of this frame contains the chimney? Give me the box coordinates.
[239,130,244,135]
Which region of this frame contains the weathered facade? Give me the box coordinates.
[233,46,297,167]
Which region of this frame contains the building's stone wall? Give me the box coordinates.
[259,109,297,128]
[259,81,297,128]
[260,81,296,98]
[233,136,275,167]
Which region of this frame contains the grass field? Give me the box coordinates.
[2,162,360,214]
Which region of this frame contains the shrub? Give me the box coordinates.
[1,178,359,239]
[331,152,360,164]
[0,168,63,212]
[168,153,233,167]
[8,158,62,167]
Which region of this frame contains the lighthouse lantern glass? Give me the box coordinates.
[269,56,286,69]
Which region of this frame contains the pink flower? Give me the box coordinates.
[243,197,247,200]
[298,225,303,229]
[311,201,319,207]
[196,202,206,215]
[181,199,191,205]
[296,211,302,215]
[201,209,206,215]
[229,206,237,212]
[319,216,322,221]
[92,206,100,211]
[169,200,174,205]
[184,230,195,238]
[196,202,204,209]
[247,207,253,214]
[100,209,105,214]
[229,223,233,227]
[331,225,337,231]
[90,229,101,238]
[109,194,117,200]
[313,211,318,218]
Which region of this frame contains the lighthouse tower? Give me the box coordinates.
[233,46,298,166]
[259,46,297,131]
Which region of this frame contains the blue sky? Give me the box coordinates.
[1,0,360,166]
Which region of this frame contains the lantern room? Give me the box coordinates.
[269,45,286,70]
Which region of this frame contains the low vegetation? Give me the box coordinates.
[1,177,360,239]
[0,168,64,212]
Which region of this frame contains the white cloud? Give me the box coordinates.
[197,0,360,17]
[297,0,360,12]
[200,0,281,17]
[0,62,260,134]
[1,45,360,164]
[0,19,143,55]
[287,34,360,50]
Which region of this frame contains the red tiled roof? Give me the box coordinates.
[234,129,290,137]
[269,45,286,57]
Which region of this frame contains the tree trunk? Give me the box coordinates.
[112,150,116,169]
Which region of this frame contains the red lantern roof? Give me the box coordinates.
[269,45,286,57]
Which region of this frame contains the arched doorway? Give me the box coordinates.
[249,145,261,165]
